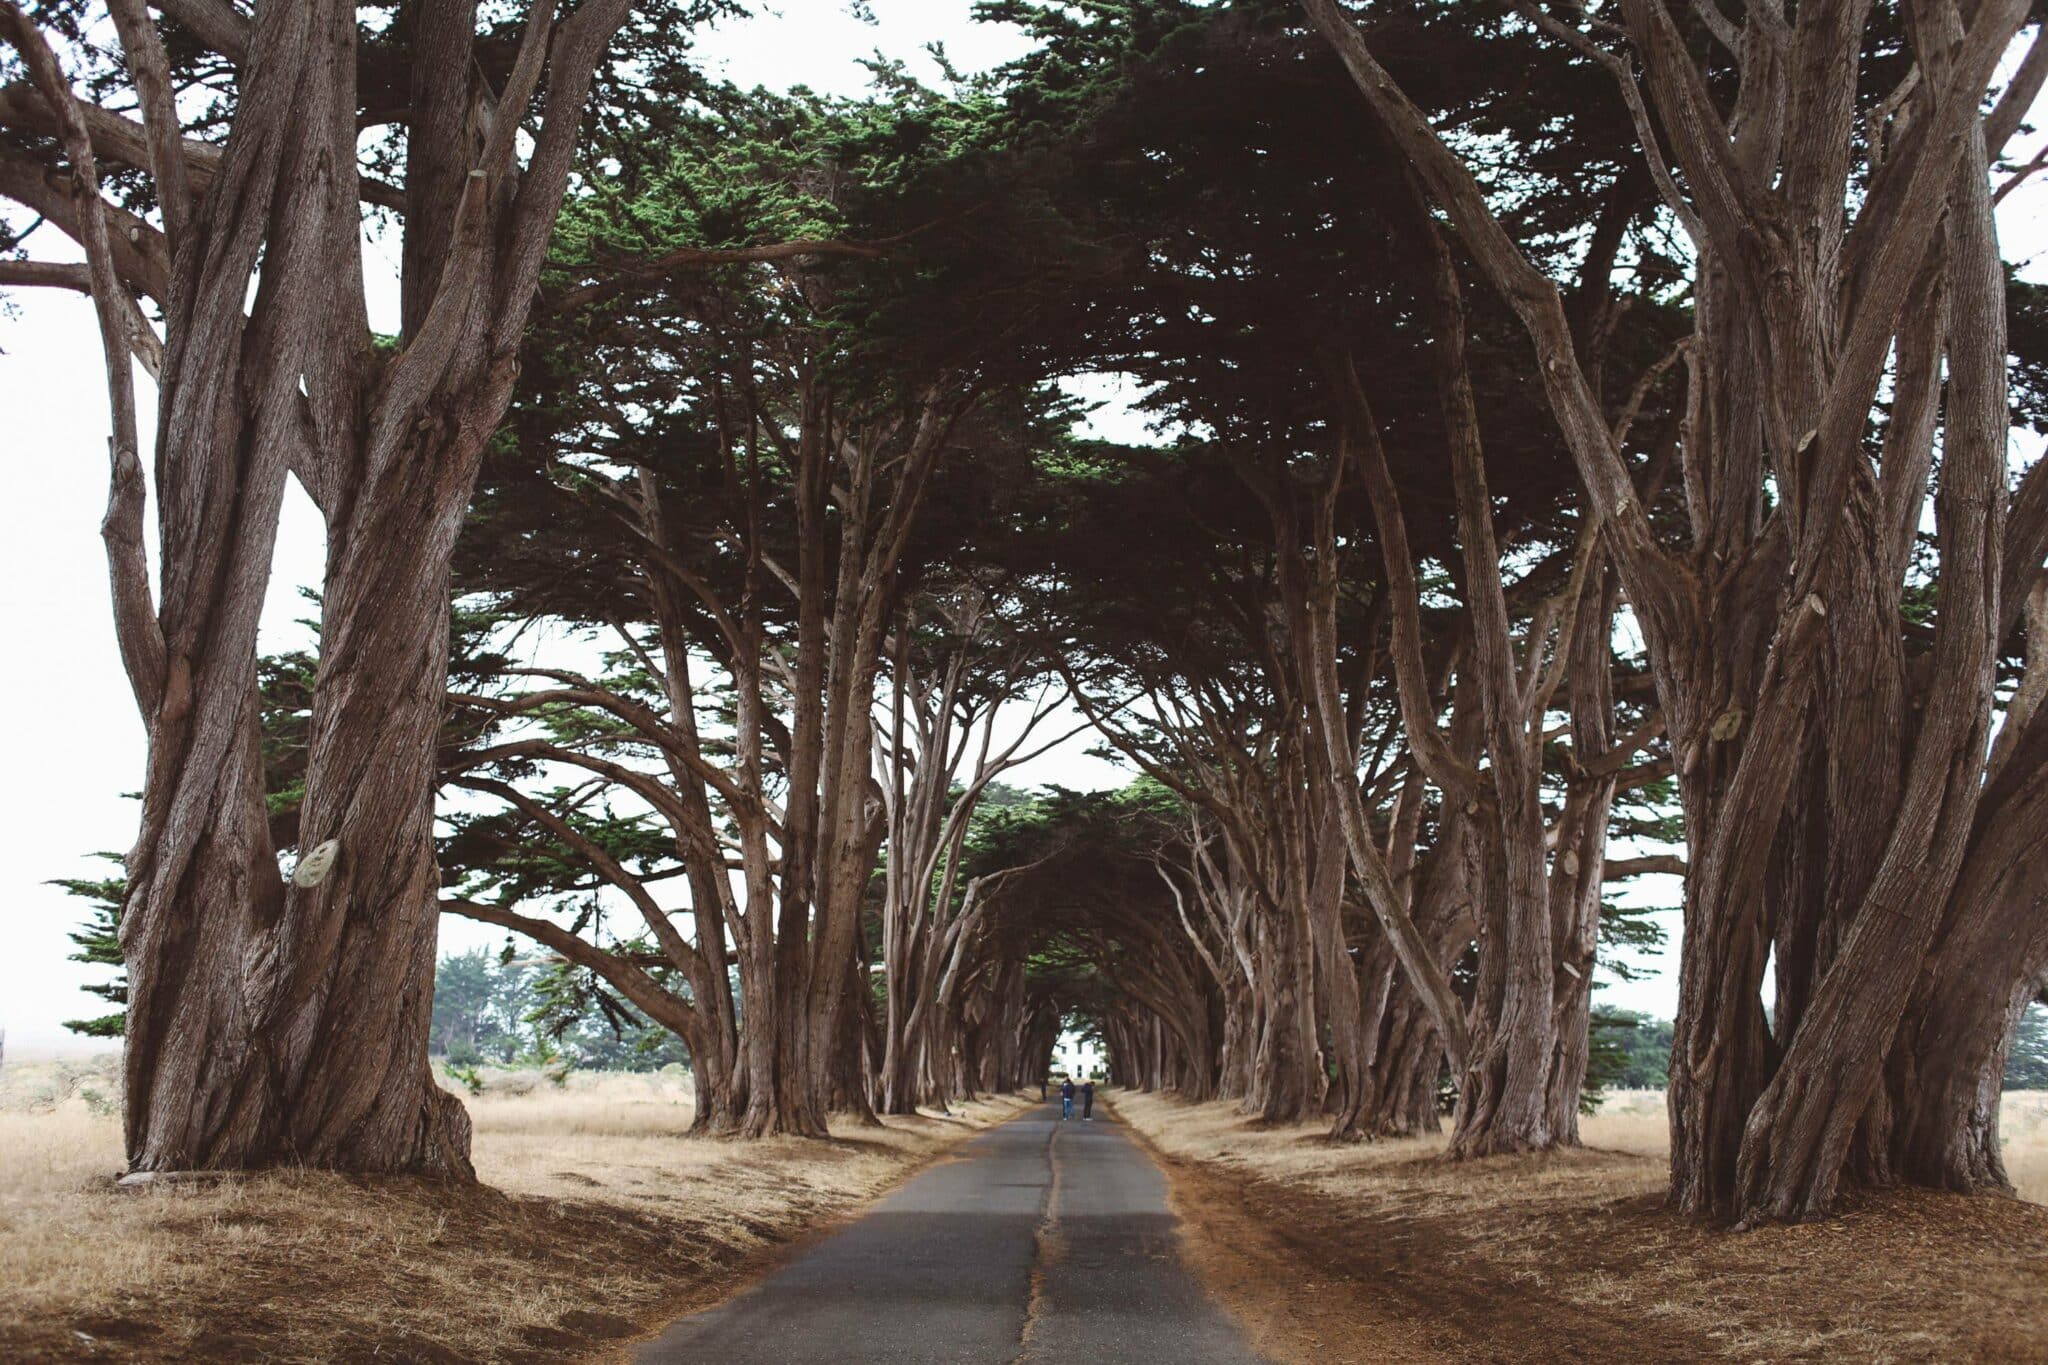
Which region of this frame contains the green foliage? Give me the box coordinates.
[2006,273,2048,437]
[430,947,691,1073]
[526,951,692,1072]
[431,947,534,1066]
[50,855,126,1038]
[1588,1008,1674,1097]
[442,799,677,916]
[1609,777,1684,847]
[257,647,317,847]
[955,779,1196,1040]
[1597,901,1669,983]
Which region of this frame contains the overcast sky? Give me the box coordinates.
[2,3,2041,1056]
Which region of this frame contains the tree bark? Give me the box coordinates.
[1304,0,2033,1220]
[1,0,636,1177]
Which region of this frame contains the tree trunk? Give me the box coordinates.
[1244,877,1323,1123]
[831,951,883,1124]
[1304,0,2032,1222]
[1370,982,1445,1137]
[1542,570,1621,1141]
[1311,815,1374,1140]
[76,0,633,1177]
[1871,695,2048,1188]
[1446,796,1558,1159]
[256,442,490,1173]
[690,1049,748,1137]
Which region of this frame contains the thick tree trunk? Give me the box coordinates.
[84,0,632,1177]
[1882,969,2039,1191]
[256,446,488,1173]
[123,363,490,1179]
[1216,979,1257,1100]
[1406,198,1562,1161]
[690,1049,748,1136]
[830,952,883,1124]
[1244,883,1323,1123]
[1660,535,1799,1216]
[1872,697,2048,1188]
[1304,0,2031,1222]
[1370,983,1445,1137]
[121,671,294,1171]
[108,0,324,1176]
[738,943,829,1139]
[1446,794,1558,1159]
[120,0,485,1176]
[880,1030,921,1116]
[1729,110,2007,1224]
[1312,834,1374,1140]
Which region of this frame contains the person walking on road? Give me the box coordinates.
[1060,1076,1075,1120]
[1082,1080,1095,1120]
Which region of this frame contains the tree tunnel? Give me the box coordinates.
[948,784,1452,1133]
[40,0,2043,1234]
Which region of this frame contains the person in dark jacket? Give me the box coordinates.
[1060,1076,1075,1120]
[1082,1080,1095,1120]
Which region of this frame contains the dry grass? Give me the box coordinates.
[1997,1090,2048,1204]
[1116,1087,2048,1364]
[0,1057,1030,1362]
[1588,1087,2048,1203]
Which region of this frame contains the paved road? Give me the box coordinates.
[637,1102,1265,1364]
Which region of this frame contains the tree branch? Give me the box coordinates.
[1336,358,1485,808]
[106,0,191,256]
[1514,3,1704,245]
[453,774,706,980]
[487,0,632,353]
[151,0,250,63]
[1987,20,2048,157]
[1685,0,1742,53]
[0,1,165,718]
[1604,854,1688,879]
[0,141,171,303]
[0,258,89,291]
[2003,456,2048,646]
[440,898,699,1040]
[1299,0,1683,642]
[547,239,893,315]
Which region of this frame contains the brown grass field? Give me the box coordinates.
[1115,1087,2048,1365]
[0,1055,1029,1362]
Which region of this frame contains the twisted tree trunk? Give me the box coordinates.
[0,0,636,1177]
[1306,0,2035,1220]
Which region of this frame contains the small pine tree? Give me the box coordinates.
[1589,1007,1674,1089]
[1582,1008,1633,1112]
[51,855,127,1038]
[430,946,533,1064]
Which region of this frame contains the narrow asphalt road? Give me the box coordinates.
[636,1100,1265,1364]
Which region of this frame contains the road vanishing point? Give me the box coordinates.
[637,1102,1265,1364]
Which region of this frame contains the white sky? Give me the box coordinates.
[2,3,2042,1056]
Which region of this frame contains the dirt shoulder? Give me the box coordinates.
[1114,1089,2048,1364]
[0,1060,1031,1363]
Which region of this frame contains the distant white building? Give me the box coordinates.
[1052,1029,1103,1080]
